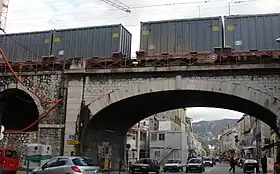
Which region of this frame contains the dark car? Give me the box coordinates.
[129,158,160,174]
[186,158,205,173]
[211,157,216,165]
[203,157,213,167]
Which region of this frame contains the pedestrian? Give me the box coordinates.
[229,157,236,173]
[71,151,74,156]
[274,153,280,174]
[261,154,267,174]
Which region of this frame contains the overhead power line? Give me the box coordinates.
[7,0,263,22]
[7,0,217,21]
[6,0,265,29]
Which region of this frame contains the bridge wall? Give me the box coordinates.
[64,70,280,155]
[0,72,66,157]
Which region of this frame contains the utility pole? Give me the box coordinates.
[228,2,231,15]
[136,122,141,160]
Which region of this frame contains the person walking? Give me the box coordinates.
[229,157,236,173]
[261,154,267,174]
[71,151,74,156]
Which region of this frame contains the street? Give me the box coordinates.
[17,163,246,174]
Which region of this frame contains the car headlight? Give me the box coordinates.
[93,169,100,173]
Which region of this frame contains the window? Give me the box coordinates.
[72,157,94,166]
[140,132,145,141]
[43,158,58,168]
[155,151,160,158]
[136,159,152,164]
[57,158,69,166]
[189,158,201,163]
[159,133,165,140]
[5,150,17,158]
[151,133,157,141]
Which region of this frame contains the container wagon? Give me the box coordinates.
[0,30,52,61]
[51,24,132,59]
[224,13,280,51]
[139,16,223,54]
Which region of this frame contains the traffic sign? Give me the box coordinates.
[67,140,79,145]
[68,135,75,140]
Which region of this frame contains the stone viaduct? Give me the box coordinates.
[1,61,280,169]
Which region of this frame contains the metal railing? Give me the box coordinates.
[158,145,173,164]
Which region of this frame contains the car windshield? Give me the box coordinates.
[72,158,94,166]
[5,150,17,158]
[167,160,180,163]
[204,158,211,161]
[189,159,201,163]
[136,159,152,164]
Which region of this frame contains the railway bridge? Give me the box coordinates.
[0,54,280,169]
[65,58,280,170]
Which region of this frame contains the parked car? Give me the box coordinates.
[129,158,160,174]
[211,157,216,165]
[0,147,19,174]
[203,157,213,167]
[32,156,101,174]
[186,158,205,173]
[163,159,183,172]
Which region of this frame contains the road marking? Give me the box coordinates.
[206,166,217,173]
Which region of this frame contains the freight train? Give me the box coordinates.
[0,13,280,67]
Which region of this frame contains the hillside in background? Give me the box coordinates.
[192,119,239,145]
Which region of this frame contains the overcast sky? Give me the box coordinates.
[5,0,279,121]
[187,107,243,122]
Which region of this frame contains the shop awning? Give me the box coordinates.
[262,141,280,150]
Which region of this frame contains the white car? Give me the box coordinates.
[32,156,101,174]
[203,157,213,167]
[163,159,184,172]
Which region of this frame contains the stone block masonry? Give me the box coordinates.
[64,69,280,156]
[0,72,67,157]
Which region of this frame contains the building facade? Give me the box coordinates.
[149,130,188,165]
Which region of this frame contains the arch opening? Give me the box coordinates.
[80,89,279,169]
[0,88,39,131]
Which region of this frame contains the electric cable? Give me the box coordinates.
[8,0,256,22]
[7,0,265,28]
[0,48,61,103]
[7,100,61,132]
[0,48,62,132]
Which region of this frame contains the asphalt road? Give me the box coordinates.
[17,163,246,174]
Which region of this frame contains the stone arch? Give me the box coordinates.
[81,78,280,170]
[86,78,280,132]
[0,88,40,131]
[0,84,44,115]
